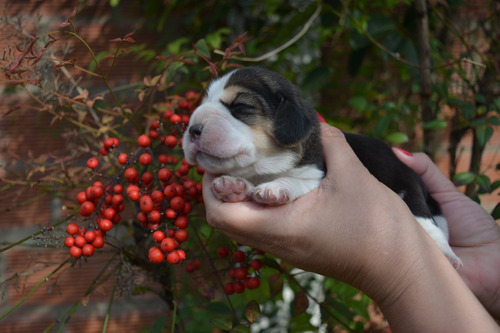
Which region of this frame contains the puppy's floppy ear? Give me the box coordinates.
[273,93,313,146]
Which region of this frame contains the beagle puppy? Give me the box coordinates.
[182,66,462,268]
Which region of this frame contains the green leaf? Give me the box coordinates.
[491,203,500,220]
[474,93,486,104]
[244,300,260,323]
[269,273,284,298]
[301,67,332,92]
[454,172,476,186]
[476,174,491,193]
[475,125,494,147]
[487,116,500,125]
[88,50,109,73]
[491,180,500,192]
[210,316,232,330]
[458,102,476,121]
[291,290,309,317]
[348,96,368,113]
[109,0,120,7]
[422,119,448,130]
[195,39,211,58]
[206,301,232,315]
[386,132,408,144]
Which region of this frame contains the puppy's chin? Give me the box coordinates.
[191,150,256,174]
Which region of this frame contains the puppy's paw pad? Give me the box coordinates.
[253,184,290,205]
[211,176,252,202]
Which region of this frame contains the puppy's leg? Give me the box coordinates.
[253,166,323,205]
[212,176,254,202]
[415,216,463,269]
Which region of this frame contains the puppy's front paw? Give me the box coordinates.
[253,183,290,205]
[211,176,253,202]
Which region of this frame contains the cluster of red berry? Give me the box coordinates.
[217,245,263,294]
[65,92,204,264]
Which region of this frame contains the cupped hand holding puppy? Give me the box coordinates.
[203,123,499,331]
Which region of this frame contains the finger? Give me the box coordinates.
[392,149,458,196]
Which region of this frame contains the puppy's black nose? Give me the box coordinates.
[189,125,203,140]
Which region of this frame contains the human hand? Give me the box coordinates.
[202,124,439,302]
[393,148,500,319]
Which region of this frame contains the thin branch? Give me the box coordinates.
[213,4,322,62]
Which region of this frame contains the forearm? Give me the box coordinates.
[376,238,499,332]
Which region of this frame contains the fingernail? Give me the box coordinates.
[316,111,327,123]
[394,147,413,156]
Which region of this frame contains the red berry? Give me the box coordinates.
[76,191,87,204]
[158,168,172,182]
[151,190,164,203]
[92,236,105,248]
[128,190,140,201]
[84,231,96,243]
[148,210,161,223]
[233,281,245,294]
[160,238,176,252]
[79,201,95,217]
[170,196,185,211]
[165,208,177,219]
[99,146,109,156]
[224,282,235,295]
[152,230,165,243]
[174,229,188,243]
[176,249,186,260]
[164,135,177,148]
[70,246,83,258]
[251,258,263,271]
[148,246,165,263]
[177,164,189,176]
[99,219,113,232]
[102,207,116,220]
[64,236,75,248]
[140,195,154,212]
[245,277,260,290]
[174,216,189,229]
[118,153,128,165]
[234,266,248,280]
[217,246,230,258]
[170,114,182,124]
[111,194,124,207]
[163,184,177,199]
[82,244,95,257]
[113,184,124,194]
[87,157,98,169]
[66,223,80,235]
[166,251,181,264]
[103,137,115,149]
[139,153,153,166]
[137,134,151,147]
[124,168,139,183]
[142,171,154,184]
[233,250,245,263]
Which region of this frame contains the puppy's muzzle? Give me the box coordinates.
[188,125,203,142]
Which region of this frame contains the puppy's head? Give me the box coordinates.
[182,66,320,176]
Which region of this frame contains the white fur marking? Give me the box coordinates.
[415,217,462,269]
